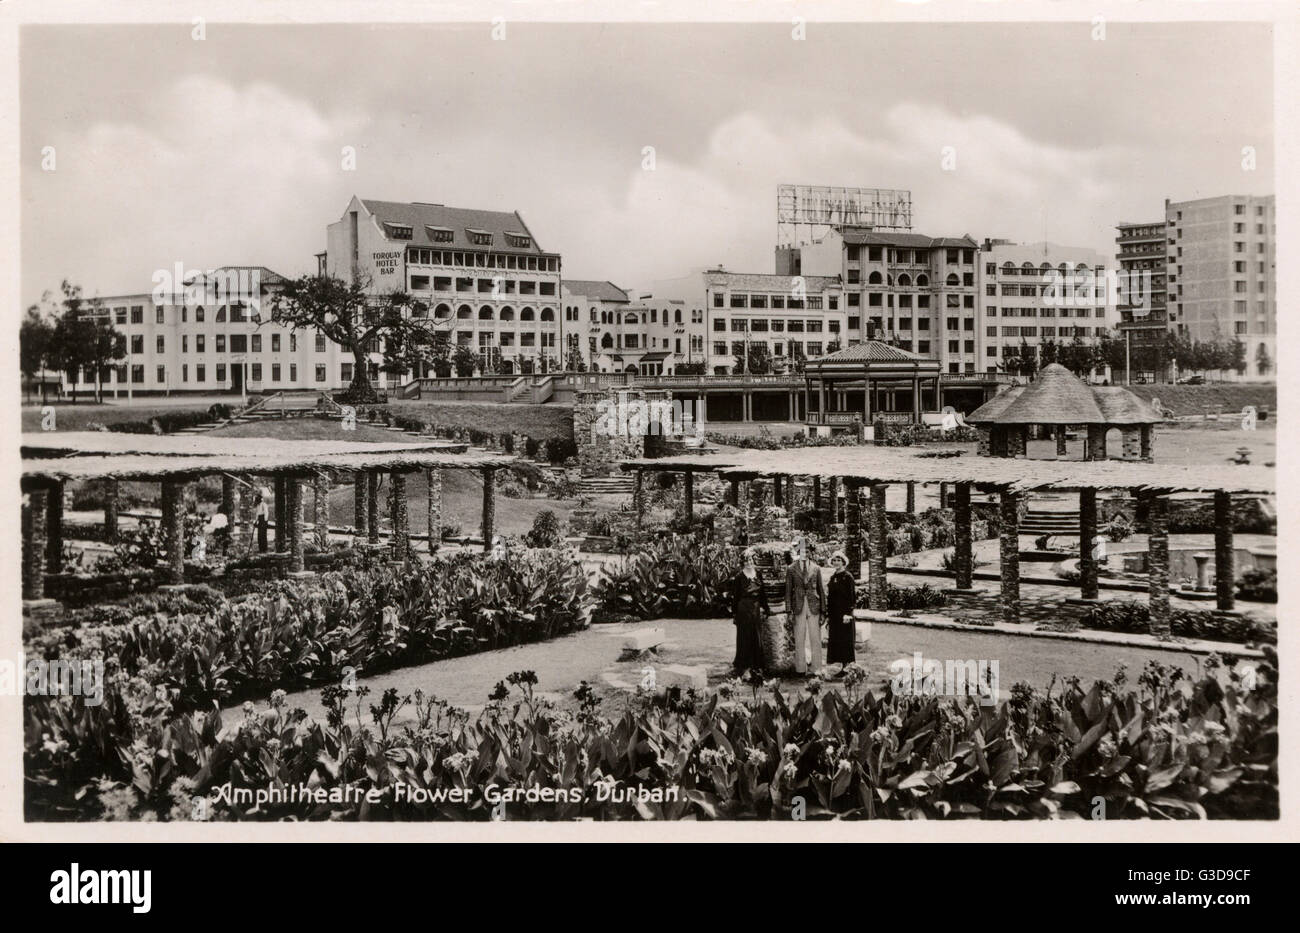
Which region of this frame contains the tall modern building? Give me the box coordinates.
[979,241,1112,377]
[1114,220,1170,380]
[323,196,565,379]
[1164,194,1275,380]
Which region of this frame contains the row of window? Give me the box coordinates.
[845,246,976,265]
[112,305,256,325]
[711,293,832,310]
[408,275,556,296]
[404,248,553,271]
[712,319,837,333]
[989,326,1099,339]
[986,307,1108,318]
[711,341,829,357]
[847,271,973,287]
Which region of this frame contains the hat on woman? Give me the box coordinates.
[829,550,848,567]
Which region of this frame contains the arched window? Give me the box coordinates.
[521,307,535,321]
[915,274,929,287]
[456,304,472,319]
[1039,262,1052,272]
[601,333,614,349]
[946,273,960,286]
[674,309,682,324]
[1021,262,1035,274]
[1002,262,1015,273]
[411,302,428,318]
[540,308,555,321]
[478,306,494,320]
[499,306,515,321]
[434,303,452,320]
[897,273,911,287]
[868,271,883,285]
[1057,263,1068,273]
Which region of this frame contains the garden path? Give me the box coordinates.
[224,617,1244,732]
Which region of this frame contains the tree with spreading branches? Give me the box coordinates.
[270,273,445,402]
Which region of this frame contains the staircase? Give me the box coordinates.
[577,475,635,497]
[1020,508,1081,537]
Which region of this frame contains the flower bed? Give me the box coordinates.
[594,536,739,621]
[27,549,592,710]
[24,651,1278,821]
[1078,600,1275,645]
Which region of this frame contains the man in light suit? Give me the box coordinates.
[785,537,826,676]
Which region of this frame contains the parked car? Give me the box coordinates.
[1179,374,1206,385]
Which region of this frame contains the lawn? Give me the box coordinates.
[386,399,573,442]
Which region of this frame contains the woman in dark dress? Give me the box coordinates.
[731,548,770,674]
[825,551,856,675]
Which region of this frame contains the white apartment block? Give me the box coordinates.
[979,241,1112,374]
[1164,194,1276,380]
[60,267,354,397]
[779,228,982,374]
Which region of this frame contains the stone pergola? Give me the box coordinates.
[20,432,515,604]
[621,446,1274,631]
[803,340,944,429]
[967,363,1162,460]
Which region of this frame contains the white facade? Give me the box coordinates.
[978,241,1113,374]
[60,267,349,397]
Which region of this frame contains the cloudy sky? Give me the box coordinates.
[21,20,1274,306]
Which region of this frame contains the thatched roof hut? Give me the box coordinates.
[967,364,1159,428]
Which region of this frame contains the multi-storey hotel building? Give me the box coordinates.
[979,241,1112,375]
[324,196,564,379]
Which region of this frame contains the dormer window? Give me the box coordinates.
[384,223,413,240]
[467,228,493,246]
[426,225,454,243]
[506,232,531,249]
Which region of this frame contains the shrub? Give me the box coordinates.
[1078,600,1275,644]
[25,653,1277,821]
[857,582,948,611]
[594,535,739,620]
[525,510,564,549]
[1104,513,1134,542]
[1235,567,1277,603]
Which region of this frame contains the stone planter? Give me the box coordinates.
[761,610,792,673]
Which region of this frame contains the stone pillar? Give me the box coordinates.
[844,480,862,580]
[274,476,287,551]
[939,483,949,509]
[740,480,752,543]
[1079,487,1099,600]
[812,476,822,514]
[45,480,65,574]
[1214,490,1234,612]
[481,467,496,552]
[1085,425,1107,461]
[829,477,840,523]
[426,468,443,552]
[976,427,991,457]
[772,475,783,509]
[1140,424,1155,461]
[220,475,237,553]
[354,472,368,538]
[161,478,187,584]
[954,482,973,590]
[286,477,305,573]
[104,478,119,543]
[1120,428,1141,461]
[367,472,380,544]
[313,471,331,550]
[905,481,916,515]
[633,469,645,531]
[238,476,256,555]
[1146,492,1170,634]
[999,489,1021,625]
[867,484,888,610]
[1055,426,1068,457]
[682,471,694,519]
[390,472,410,562]
[727,477,739,507]
[22,484,48,599]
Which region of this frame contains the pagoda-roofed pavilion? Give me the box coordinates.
[967,363,1162,460]
[803,340,943,432]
